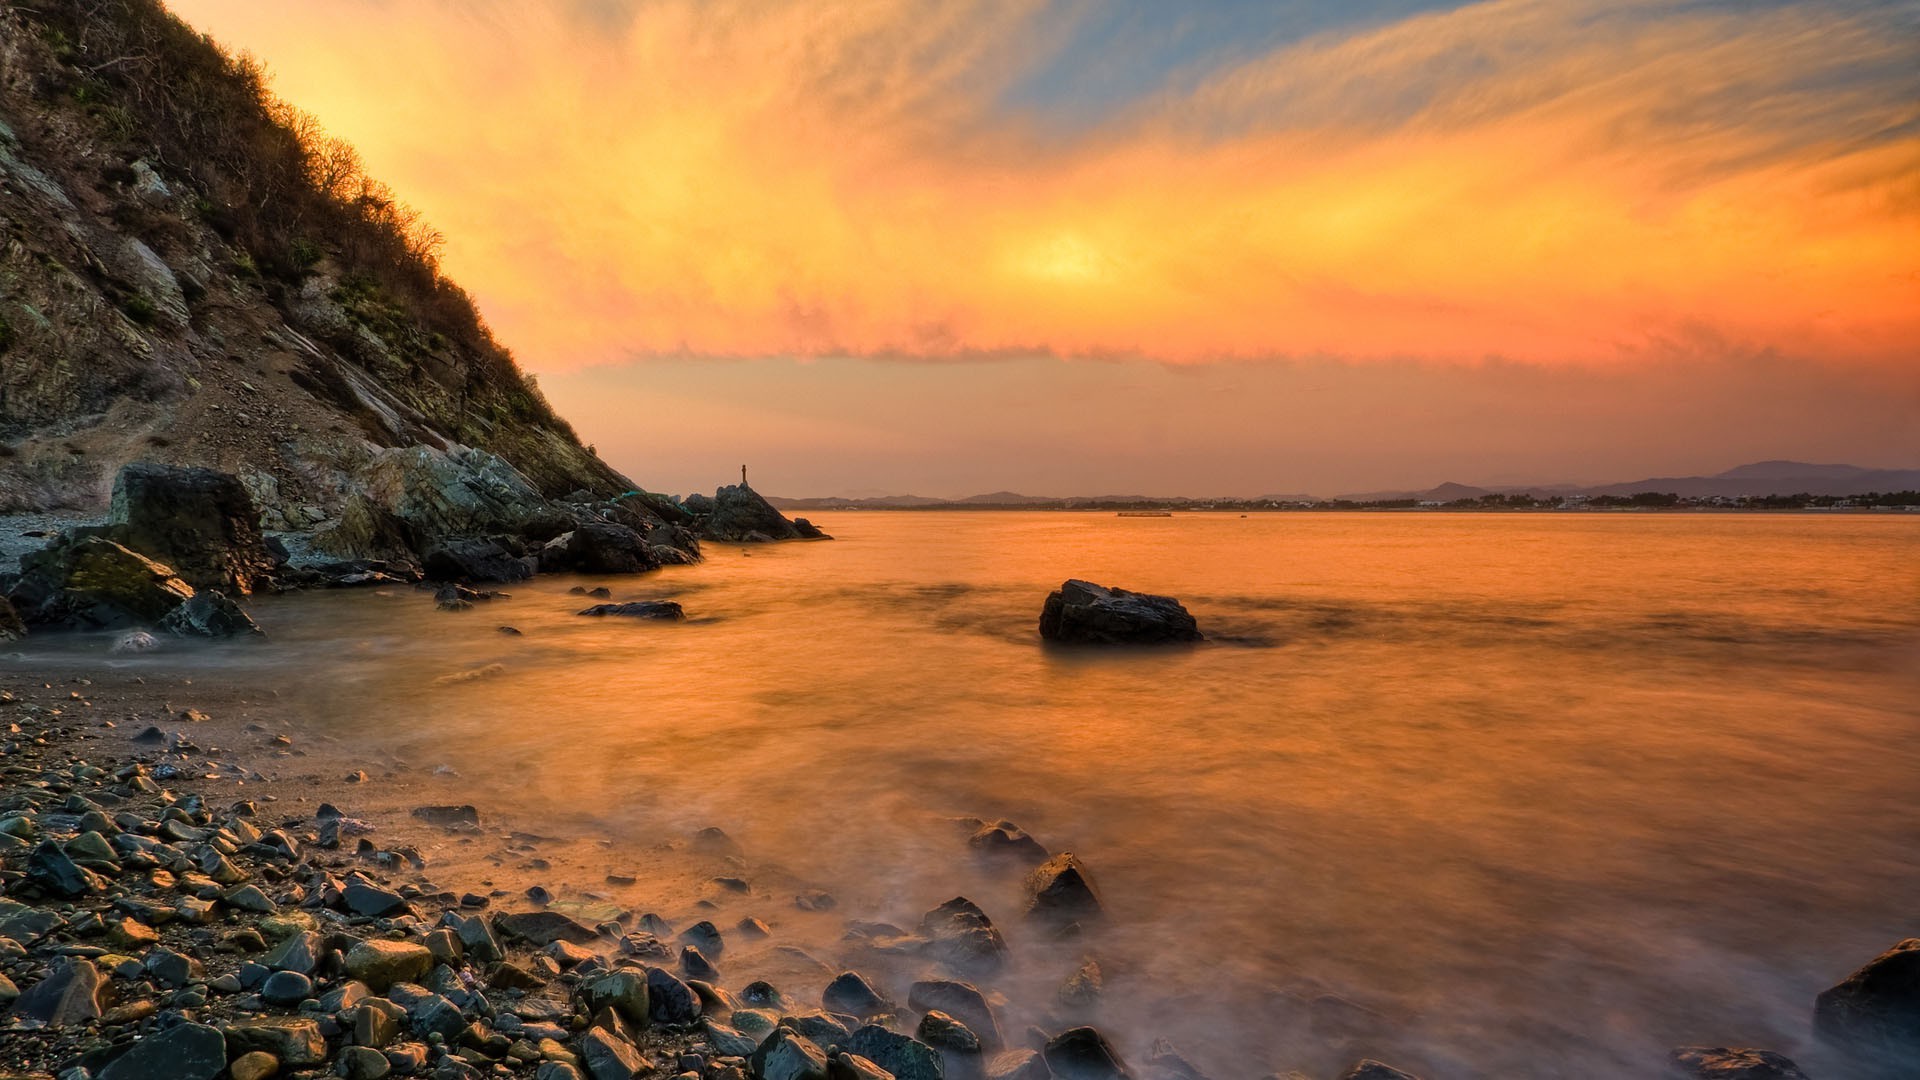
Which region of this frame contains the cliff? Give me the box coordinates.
[0,0,628,524]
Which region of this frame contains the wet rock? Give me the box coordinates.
[824,971,890,1018]
[704,1019,761,1057]
[345,939,434,991]
[404,990,466,1041]
[1668,1047,1810,1079]
[9,535,196,630]
[986,1050,1049,1080]
[785,1012,853,1047]
[158,589,262,637]
[1143,1039,1208,1080]
[848,1025,946,1080]
[0,596,25,640]
[583,969,652,1028]
[752,1027,830,1080]
[1814,937,1920,1062]
[261,969,314,1005]
[264,929,325,974]
[339,1045,394,1080]
[1026,854,1103,926]
[28,838,102,896]
[795,889,838,912]
[310,492,422,565]
[683,945,721,982]
[10,957,106,1026]
[539,523,659,575]
[227,1017,330,1066]
[581,1026,651,1080]
[920,898,1010,976]
[1042,1029,1129,1080]
[578,601,686,620]
[496,909,600,946]
[649,966,703,1025]
[680,920,726,957]
[449,911,503,962]
[695,484,820,543]
[343,877,413,917]
[919,1011,983,1055]
[831,1052,899,1080]
[424,539,531,584]
[909,981,1002,1052]
[358,998,405,1046]
[229,1050,279,1080]
[968,822,1048,866]
[1058,960,1101,1009]
[98,1020,226,1080]
[1038,580,1201,645]
[106,462,279,593]
[358,444,564,543]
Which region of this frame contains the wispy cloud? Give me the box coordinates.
[171,0,1920,369]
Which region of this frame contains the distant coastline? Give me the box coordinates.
[769,492,1920,514]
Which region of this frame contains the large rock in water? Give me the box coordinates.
[1038,579,1201,644]
[1814,937,1920,1063]
[691,484,828,542]
[105,462,278,594]
[157,589,262,637]
[539,522,659,574]
[8,536,194,630]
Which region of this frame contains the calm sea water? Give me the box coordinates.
[17,512,1920,1077]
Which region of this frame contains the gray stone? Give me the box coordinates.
[824,971,889,1018]
[261,969,313,1006]
[704,1018,761,1057]
[577,601,685,619]
[227,1017,330,1066]
[264,930,324,974]
[920,898,1009,976]
[27,839,100,897]
[648,965,701,1025]
[751,1027,829,1080]
[345,938,433,991]
[848,1025,945,1080]
[1814,937,1920,1063]
[343,879,412,918]
[1025,854,1104,926]
[583,969,651,1029]
[1042,1029,1129,1080]
[338,1045,393,1080]
[1038,580,1201,645]
[917,1012,982,1055]
[909,981,1001,1052]
[10,957,106,1026]
[580,1027,650,1080]
[159,589,262,637]
[495,909,598,946]
[99,1021,225,1080]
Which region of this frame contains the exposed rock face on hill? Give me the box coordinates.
[0,1,626,522]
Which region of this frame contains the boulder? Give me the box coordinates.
[578,601,685,620]
[539,522,659,574]
[648,965,702,1025]
[1043,1029,1129,1080]
[358,444,567,542]
[1668,1047,1810,1079]
[968,821,1049,865]
[98,1020,225,1080]
[495,909,599,946]
[158,589,262,637]
[848,1025,945,1080]
[909,981,1001,1052]
[27,838,101,896]
[226,1017,329,1066]
[8,957,106,1026]
[1814,937,1920,1062]
[583,969,652,1029]
[1026,853,1104,926]
[751,1027,830,1080]
[344,939,433,991]
[695,484,827,543]
[580,1027,650,1080]
[9,535,194,630]
[823,971,889,1017]
[917,1010,983,1055]
[920,897,1009,976]
[424,538,532,583]
[106,462,277,593]
[1039,580,1201,645]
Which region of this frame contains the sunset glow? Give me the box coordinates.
[166,0,1920,371]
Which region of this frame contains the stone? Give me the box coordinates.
[496,909,599,946]
[917,1011,982,1055]
[1058,960,1101,1008]
[225,884,277,912]
[1814,937,1920,1062]
[339,1045,394,1080]
[537,1064,586,1080]
[578,601,686,619]
[310,493,421,565]
[9,535,196,631]
[227,1017,330,1066]
[99,1021,226,1080]
[158,589,263,636]
[423,539,531,584]
[0,596,25,640]
[539,523,660,575]
[750,1027,829,1080]
[10,958,107,1026]
[28,838,102,896]
[106,462,278,593]
[968,822,1048,866]
[704,1019,761,1057]
[909,981,1001,1052]
[405,991,467,1041]
[682,945,720,982]
[229,1050,280,1080]
[1038,580,1202,645]
[357,999,404,1047]
[694,484,819,543]
[823,971,889,1018]
[449,912,503,962]
[358,444,564,543]
[920,898,1009,976]
[1338,1064,1422,1080]
[1026,854,1103,926]
[848,1025,946,1080]
[1043,1028,1129,1080]
[344,878,413,918]
[261,969,314,1005]
[648,966,702,1025]
[986,1050,1049,1080]
[264,930,325,974]
[413,805,481,827]
[1668,1047,1810,1079]
[830,1053,897,1080]
[580,1027,650,1080]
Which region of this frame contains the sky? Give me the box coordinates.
[167,0,1919,497]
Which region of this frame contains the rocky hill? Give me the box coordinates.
[0,0,625,522]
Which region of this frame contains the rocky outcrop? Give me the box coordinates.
[422,538,532,584]
[687,484,830,543]
[1038,580,1202,644]
[1814,937,1920,1064]
[539,522,659,574]
[8,535,194,630]
[103,462,278,594]
[358,445,570,544]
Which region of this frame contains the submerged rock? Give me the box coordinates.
[578,601,685,620]
[1026,852,1104,926]
[1044,1028,1129,1080]
[920,897,1010,976]
[1814,937,1920,1063]
[1669,1047,1810,1079]
[158,588,262,637]
[692,484,829,543]
[1039,579,1201,645]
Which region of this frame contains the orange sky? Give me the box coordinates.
[167,0,1919,372]
[160,0,1918,494]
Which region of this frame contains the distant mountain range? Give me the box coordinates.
[766,461,1920,509]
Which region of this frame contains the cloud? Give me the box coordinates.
[170,0,1920,369]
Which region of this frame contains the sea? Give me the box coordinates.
[12,511,1920,1077]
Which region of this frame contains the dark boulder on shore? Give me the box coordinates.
[540,521,660,574]
[8,535,195,630]
[424,537,533,583]
[158,589,263,637]
[689,484,831,543]
[1814,937,1920,1064]
[1026,852,1104,926]
[104,462,279,594]
[1038,580,1201,645]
